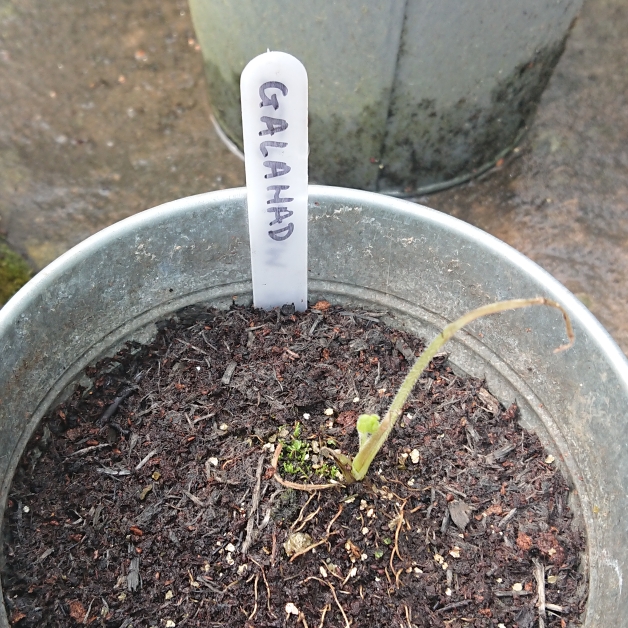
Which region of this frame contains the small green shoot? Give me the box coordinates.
[278,422,338,481]
[279,422,308,478]
[324,297,574,483]
[356,414,380,448]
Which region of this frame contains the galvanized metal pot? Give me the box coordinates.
[188,0,582,195]
[1,187,627,625]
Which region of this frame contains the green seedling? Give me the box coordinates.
[278,422,338,481]
[323,297,573,484]
[279,422,309,478]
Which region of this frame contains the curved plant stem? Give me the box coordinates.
[350,297,574,481]
[271,443,343,491]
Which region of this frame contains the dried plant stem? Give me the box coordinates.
[317,604,331,628]
[247,574,259,621]
[242,455,265,555]
[273,471,340,492]
[290,493,319,531]
[293,505,321,533]
[303,577,350,628]
[249,558,273,614]
[289,505,343,562]
[271,443,344,491]
[533,558,547,628]
[390,501,407,587]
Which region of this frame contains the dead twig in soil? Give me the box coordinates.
[317,603,331,628]
[426,487,436,518]
[321,562,344,583]
[441,483,467,499]
[98,387,136,425]
[197,576,223,595]
[97,467,130,476]
[273,367,283,391]
[289,505,343,562]
[183,490,205,508]
[298,611,309,628]
[293,505,321,533]
[259,488,282,531]
[221,361,237,385]
[273,469,339,491]
[82,598,95,624]
[108,422,130,437]
[302,577,350,628]
[290,492,316,530]
[127,432,139,465]
[35,548,54,564]
[494,590,532,597]
[533,558,547,628]
[193,412,215,424]
[247,574,259,621]
[135,449,158,471]
[390,501,407,587]
[270,442,282,468]
[498,507,517,529]
[485,443,516,465]
[436,599,471,613]
[404,604,412,628]
[271,443,344,492]
[370,477,410,501]
[271,532,277,566]
[127,556,141,592]
[67,443,111,458]
[249,558,273,615]
[384,566,393,587]
[242,455,265,555]
[176,338,209,356]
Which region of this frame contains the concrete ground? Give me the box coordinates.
[0,0,626,354]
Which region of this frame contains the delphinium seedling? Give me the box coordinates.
[278,422,339,482]
[280,422,308,477]
[294,297,574,487]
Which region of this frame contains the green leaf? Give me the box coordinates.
[356,414,380,435]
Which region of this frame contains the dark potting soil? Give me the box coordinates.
[2,304,587,628]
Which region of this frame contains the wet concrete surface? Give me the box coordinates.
[0,0,244,271]
[0,0,626,354]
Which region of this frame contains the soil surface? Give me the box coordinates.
[2,304,587,627]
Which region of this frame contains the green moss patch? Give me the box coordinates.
[0,240,31,306]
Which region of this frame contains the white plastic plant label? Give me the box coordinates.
[240,51,308,311]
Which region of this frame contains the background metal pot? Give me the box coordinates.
[188,0,583,195]
[1,187,627,625]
